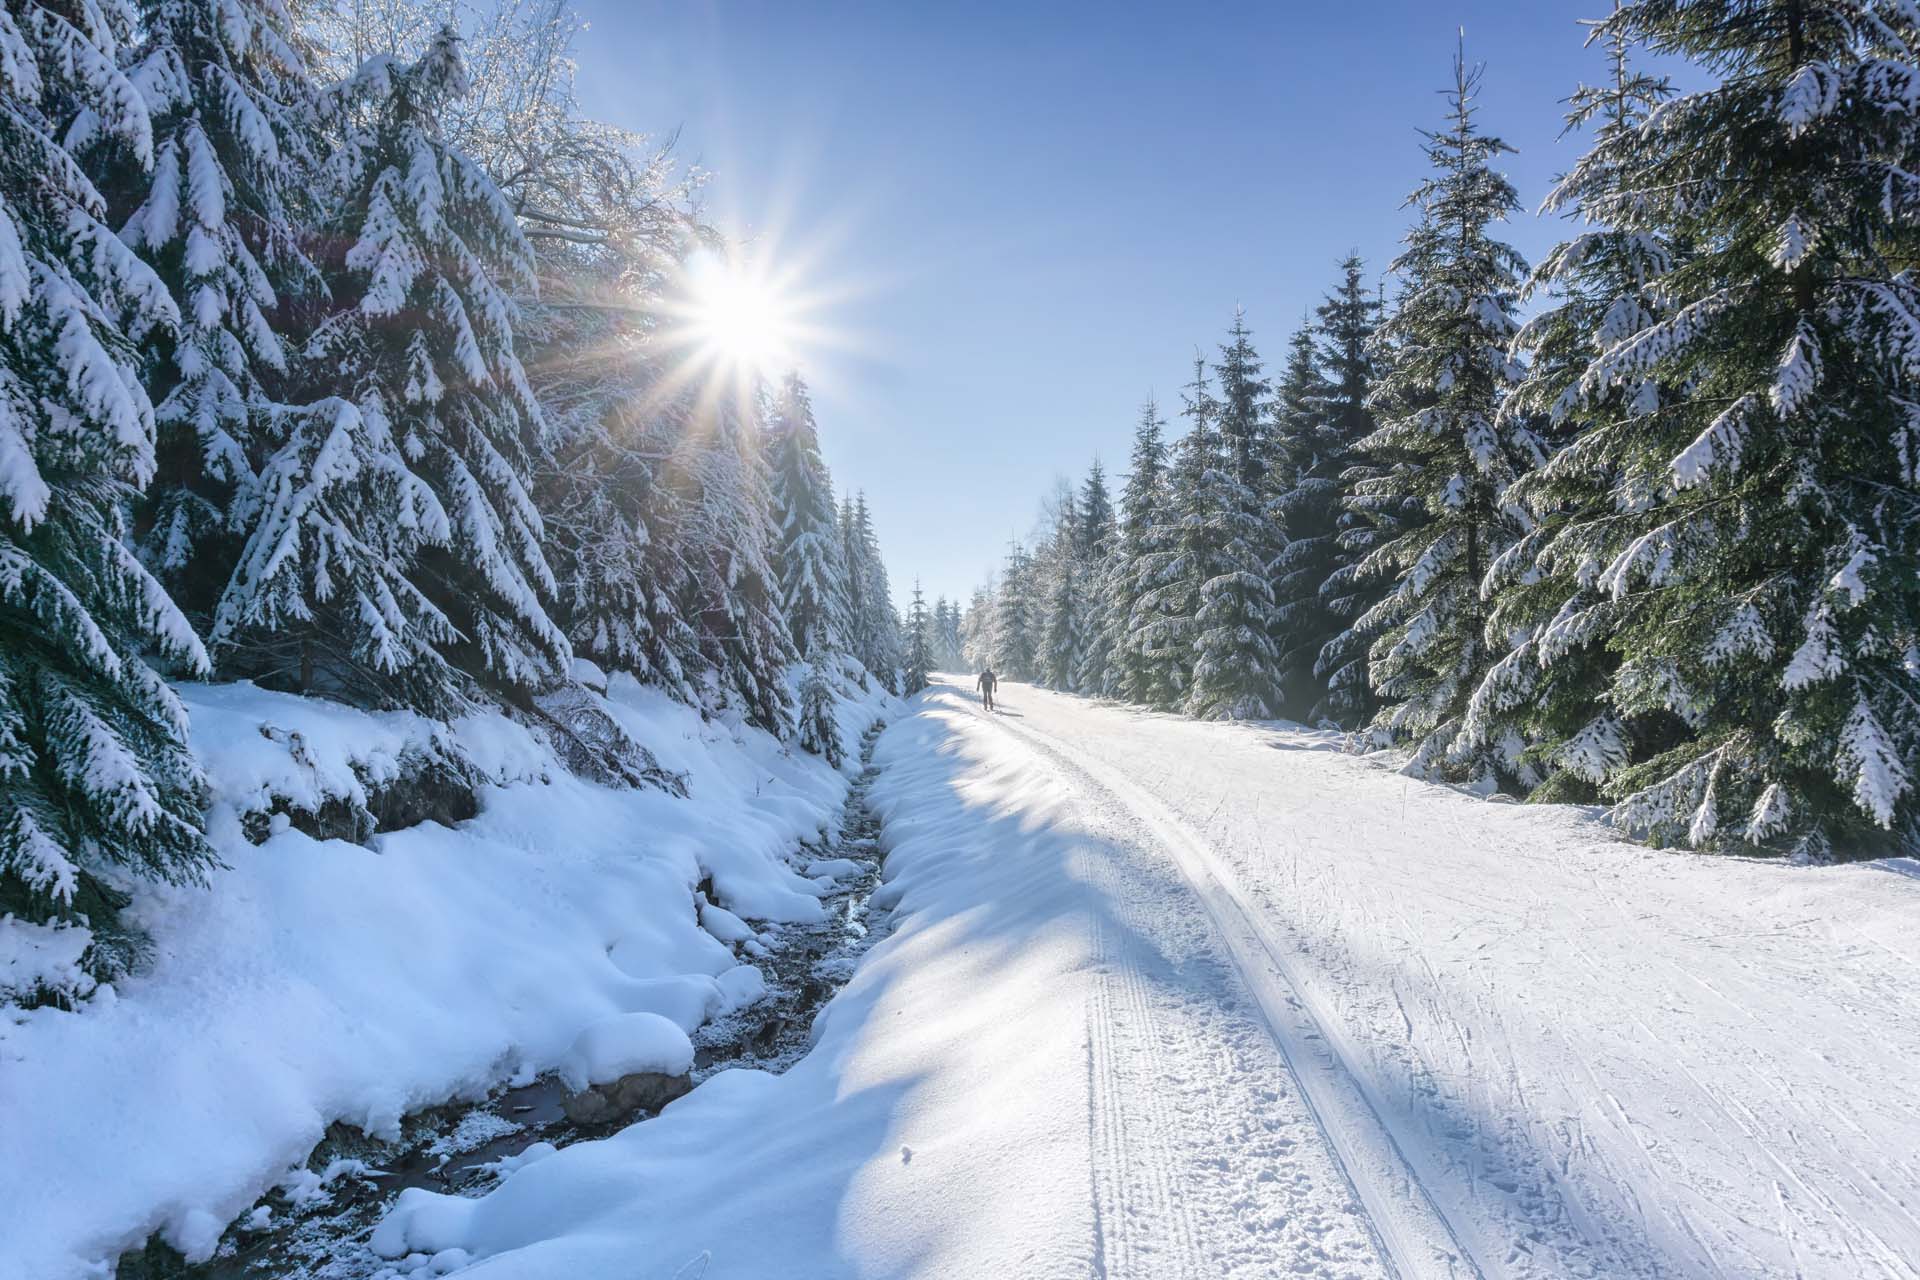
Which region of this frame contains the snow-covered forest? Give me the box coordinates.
[967,7,1920,863]
[0,0,913,1002]
[6,2,1920,1278]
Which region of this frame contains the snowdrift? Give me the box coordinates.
[0,668,894,1280]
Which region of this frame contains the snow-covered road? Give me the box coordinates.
[377,676,1920,1279]
[982,678,1920,1280]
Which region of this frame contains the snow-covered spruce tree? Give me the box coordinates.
[1076,457,1114,560]
[1073,457,1120,693]
[1349,52,1541,786]
[765,371,850,658]
[1460,19,1675,804]
[903,579,931,695]
[1040,521,1084,690]
[1187,314,1284,719]
[247,30,567,709]
[520,212,705,703]
[1307,264,1392,727]
[1269,260,1381,721]
[102,0,324,628]
[992,539,1037,680]
[1520,0,1920,856]
[796,656,843,768]
[932,595,964,670]
[842,493,902,690]
[0,0,218,976]
[1131,355,1217,709]
[960,580,994,671]
[664,383,796,734]
[1107,398,1176,705]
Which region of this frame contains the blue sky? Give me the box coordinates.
[572,2,1636,608]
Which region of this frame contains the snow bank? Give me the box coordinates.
[0,675,895,1280]
[368,685,1104,1278]
[560,1013,695,1090]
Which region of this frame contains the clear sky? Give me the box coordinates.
[571,2,1636,609]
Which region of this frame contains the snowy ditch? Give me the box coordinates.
[0,669,901,1280]
[115,720,895,1280]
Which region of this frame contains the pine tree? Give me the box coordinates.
[529,269,701,701]
[903,579,932,694]
[1348,51,1539,785]
[1108,397,1177,705]
[960,581,994,671]
[1073,457,1120,693]
[1461,15,1674,804]
[992,540,1037,680]
[1041,536,1084,690]
[842,493,902,690]
[765,372,850,658]
[1277,257,1381,725]
[237,30,568,708]
[1076,457,1114,559]
[1517,0,1920,856]
[797,660,843,768]
[1187,314,1284,719]
[108,0,324,628]
[668,385,796,733]
[1268,295,1348,718]
[0,0,216,974]
[1131,357,1219,707]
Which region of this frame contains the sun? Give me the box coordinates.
[682,249,796,380]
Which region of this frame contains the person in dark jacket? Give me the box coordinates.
[976,667,998,711]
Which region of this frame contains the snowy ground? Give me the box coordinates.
[373,675,1920,1280]
[0,669,894,1280]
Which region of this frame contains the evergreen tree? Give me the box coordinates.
[1106,399,1174,704]
[1041,535,1084,689]
[903,579,932,695]
[765,372,850,658]
[530,269,701,701]
[1073,457,1120,694]
[1274,257,1381,725]
[232,30,568,708]
[1348,51,1539,785]
[1461,17,1675,804]
[1515,0,1920,856]
[109,0,325,628]
[1188,314,1284,719]
[667,385,795,734]
[796,659,843,768]
[1131,357,1219,707]
[0,0,216,972]
[1076,457,1114,560]
[842,493,902,689]
[992,540,1037,680]
[960,581,994,671]
[1267,307,1338,717]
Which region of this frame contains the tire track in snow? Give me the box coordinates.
[981,702,1483,1280]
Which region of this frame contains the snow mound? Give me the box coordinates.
[803,857,865,881]
[0,675,898,1280]
[560,1013,695,1091]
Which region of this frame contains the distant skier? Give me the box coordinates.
[977,667,998,712]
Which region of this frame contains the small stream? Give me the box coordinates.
[119,720,893,1280]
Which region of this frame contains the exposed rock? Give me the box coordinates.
[561,1071,692,1127]
[238,741,483,847]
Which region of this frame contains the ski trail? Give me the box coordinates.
[1070,772,1395,1278]
[986,702,1481,1280]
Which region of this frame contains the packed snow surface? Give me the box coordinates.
[376,676,1920,1279]
[0,672,893,1280]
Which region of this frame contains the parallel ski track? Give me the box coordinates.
[979,701,1484,1280]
